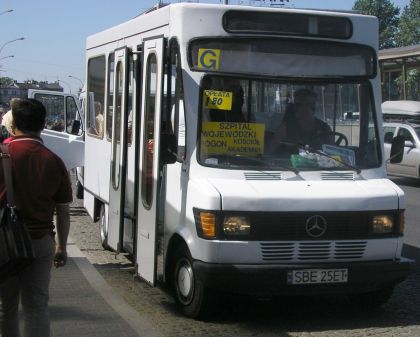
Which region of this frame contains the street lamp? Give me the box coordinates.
[0,9,13,16]
[58,79,71,93]
[0,55,14,61]
[0,37,25,55]
[68,75,84,88]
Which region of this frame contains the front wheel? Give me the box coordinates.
[172,246,216,319]
[99,204,111,250]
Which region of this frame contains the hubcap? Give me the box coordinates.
[176,258,194,305]
[100,208,107,241]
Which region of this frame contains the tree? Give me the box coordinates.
[0,76,14,86]
[396,0,420,47]
[352,0,400,49]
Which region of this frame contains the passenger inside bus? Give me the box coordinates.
[94,101,104,138]
[268,88,333,151]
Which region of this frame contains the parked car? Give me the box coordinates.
[382,99,420,181]
[382,100,420,121]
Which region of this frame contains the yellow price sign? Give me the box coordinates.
[201,122,265,156]
[198,48,220,70]
[203,90,232,110]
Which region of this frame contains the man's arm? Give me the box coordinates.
[55,203,70,268]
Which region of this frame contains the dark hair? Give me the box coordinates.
[294,88,317,100]
[11,98,46,133]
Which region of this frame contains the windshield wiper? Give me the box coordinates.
[221,154,299,174]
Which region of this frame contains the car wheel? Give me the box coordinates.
[348,286,394,307]
[172,246,216,319]
[99,204,111,250]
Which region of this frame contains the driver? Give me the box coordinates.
[270,89,333,151]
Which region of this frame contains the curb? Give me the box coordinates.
[66,237,165,337]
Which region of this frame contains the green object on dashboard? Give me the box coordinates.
[290,154,318,168]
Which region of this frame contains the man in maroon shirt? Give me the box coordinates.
[0,98,72,337]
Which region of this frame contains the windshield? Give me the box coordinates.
[198,76,381,171]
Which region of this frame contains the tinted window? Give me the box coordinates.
[190,39,375,78]
[107,53,115,140]
[141,54,157,209]
[87,56,106,138]
[223,11,352,39]
[66,96,81,135]
[398,127,414,142]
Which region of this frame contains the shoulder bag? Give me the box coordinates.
[0,144,35,283]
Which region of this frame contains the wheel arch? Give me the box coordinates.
[164,233,188,285]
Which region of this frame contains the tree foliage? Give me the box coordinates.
[353,0,400,49]
[396,0,420,47]
[0,77,15,86]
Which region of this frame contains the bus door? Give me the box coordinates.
[136,37,164,285]
[107,47,129,252]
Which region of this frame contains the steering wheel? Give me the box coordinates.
[332,131,348,146]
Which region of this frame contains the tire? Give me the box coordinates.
[172,246,216,319]
[76,180,84,199]
[99,204,111,250]
[348,286,394,308]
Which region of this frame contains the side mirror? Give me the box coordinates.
[384,131,394,144]
[70,120,81,135]
[160,134,177,165]
[390,135,405,164]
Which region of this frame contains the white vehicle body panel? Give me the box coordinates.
[28,89,85,170]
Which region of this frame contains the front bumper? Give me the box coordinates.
[193,258,414,296]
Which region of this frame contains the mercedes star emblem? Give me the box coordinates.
[305,215,328,238]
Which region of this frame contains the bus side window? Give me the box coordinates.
[169,40,185,161]
[141,53,158,208]
[106,53,115,140]
[127,54,134,145]
[66,96,82,135]
[86,55,106,139]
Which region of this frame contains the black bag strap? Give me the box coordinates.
[0,144,15,206]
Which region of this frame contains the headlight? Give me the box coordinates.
[371,215,394,234]
[223,216,251,236]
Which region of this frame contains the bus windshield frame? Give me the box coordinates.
[197,75,381,172]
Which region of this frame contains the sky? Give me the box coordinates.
[0,0,412,94]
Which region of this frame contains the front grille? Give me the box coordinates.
[321,172,355,180]
[244,172,282,180]
[251,212,369,240]
[260,241,367,262]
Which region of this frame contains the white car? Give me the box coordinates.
[382,100,420,179]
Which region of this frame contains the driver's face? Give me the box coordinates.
[294,96,315,123]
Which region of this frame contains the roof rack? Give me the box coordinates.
[138,1,169,17]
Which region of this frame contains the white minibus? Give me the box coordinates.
[82,3,412,318]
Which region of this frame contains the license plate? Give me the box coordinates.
[287,269,348,285]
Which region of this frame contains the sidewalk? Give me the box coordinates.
[48,239,164,337]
